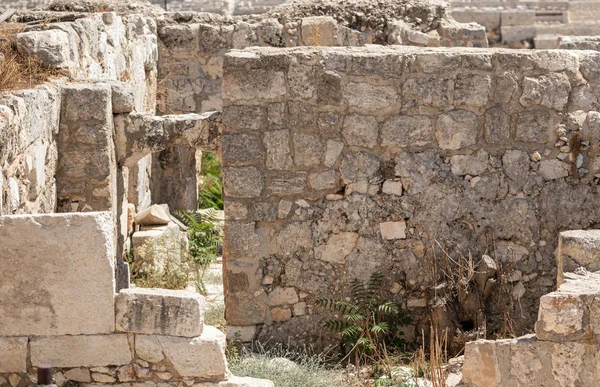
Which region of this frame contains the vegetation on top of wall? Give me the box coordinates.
[0,25,67,91]
[198,152,223,210]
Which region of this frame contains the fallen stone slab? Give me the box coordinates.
[30,334,132,368]
[0,212,116,336]
[135,326,228,380]
[135,203,171,226]
[115,288,205,337]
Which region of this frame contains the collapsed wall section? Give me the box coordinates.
[220,46,600,346]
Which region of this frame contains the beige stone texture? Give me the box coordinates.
[115,288,205,337]
[0,212,115,336]
[155,326,228,379]
[380,221,407,240]
[0,337,28,373]
[30,334,132,367]
[134,204,171,226]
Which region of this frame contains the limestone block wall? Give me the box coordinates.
[0,13,159,217]
[0,211,273,387]
[154,11,486,210]
[0,85,61,215]
[220,46,600,345]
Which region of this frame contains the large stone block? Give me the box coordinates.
[136,326,228,380]
[0,212,116,336]
[115,288,205,337]
[558,230,600,275]
[30,334,132,367]
[0,337,28,373]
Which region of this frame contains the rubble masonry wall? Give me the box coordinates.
[220,45,600,345]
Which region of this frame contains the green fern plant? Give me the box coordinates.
[198,152,223,210]
[175,209,223,295]
[316,273,410,372]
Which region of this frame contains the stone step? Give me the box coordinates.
[115,288,205,338]
[558,230,600,284]
[535,271,600,342]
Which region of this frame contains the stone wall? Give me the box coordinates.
[0,211,272,387]
[0,85,61,215]
[150,0,290,15]
[559,35,600,50]
[154,9,486,210]
[220,45,600,346]
[0,12,158,217]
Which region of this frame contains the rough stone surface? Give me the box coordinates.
[0,337,28,373]
[0,212,115,336]
[115,288,205,337]
[30,334,132,367]
[221,46,600,347]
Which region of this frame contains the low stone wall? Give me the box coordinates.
[560,35,600,50]
[220,45,600,346]
[0,212,272,387]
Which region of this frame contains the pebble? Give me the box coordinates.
[531,151,541,162]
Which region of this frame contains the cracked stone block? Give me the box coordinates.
[136,326,228,380]
[115,288,205,337]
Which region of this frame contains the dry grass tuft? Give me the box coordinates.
[0,24,68,91]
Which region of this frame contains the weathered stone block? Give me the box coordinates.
[535,293,586,342]
[0,337,27,373]
[308,170,337,190]
[223,167,263,198]
[559,230,600,274]
[380,221,406,240]
[402,77,452,108]
[135,204,170,226]
[485,107,511,143]
[450,150,488,176]
[31,334,132,367]
[0,212,115,336]
[324,140,344,168]
[132,222,182,272]
[301,16,337,46]
[143,326,228,379]
[436,110,478,150]
[454,74,491,108]
[16,30,72,68]
[115,288,205,337]
[342,114,378,149]
[264,130,292,170]
[381,115,433,148]
[516,110,553,143]
[293,133,323,167]
[520,74,571,111]
[344,82,398,112]
[315,232,358,264]
[222,134,263,165]
[340,151,380,184]
[538,159,568,180]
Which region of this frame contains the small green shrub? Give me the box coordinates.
[175,209,223,295]
[198,152,223,210]
[316,273,411,371]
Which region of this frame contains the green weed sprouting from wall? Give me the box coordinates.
[316,272,411,374]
